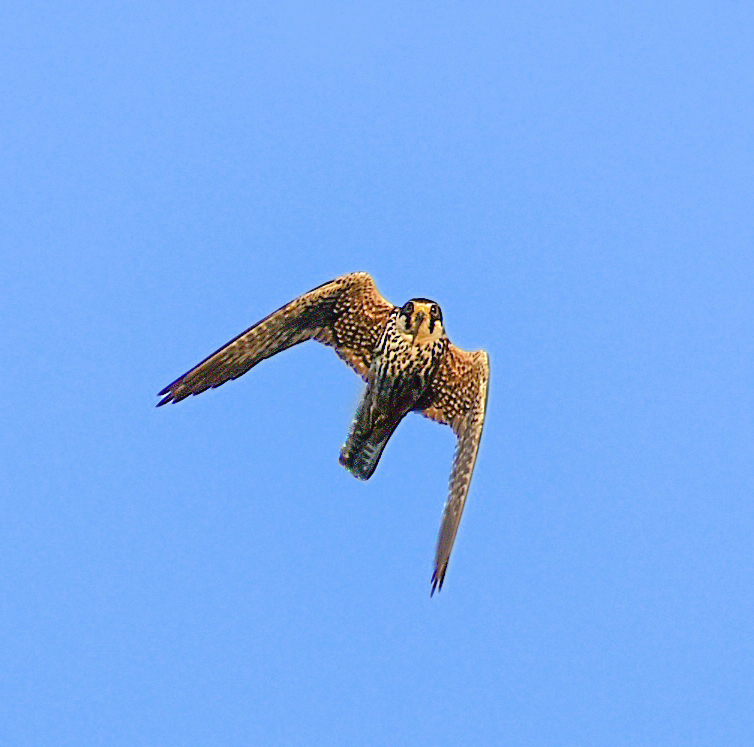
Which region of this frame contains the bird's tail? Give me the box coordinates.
[339,401,400,481]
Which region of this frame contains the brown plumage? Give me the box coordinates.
[157,272,489,593]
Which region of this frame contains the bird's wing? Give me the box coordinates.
[157,272,394,406]
[421,345,490,594]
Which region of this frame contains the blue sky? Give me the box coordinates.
[2,2,753,745]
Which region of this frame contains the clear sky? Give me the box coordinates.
[2,2,753,745]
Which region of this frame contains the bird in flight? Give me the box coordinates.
[157,272,489,593]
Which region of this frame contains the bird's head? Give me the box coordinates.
[397,299,444,345]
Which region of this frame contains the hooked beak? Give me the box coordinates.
[410,311,426,345]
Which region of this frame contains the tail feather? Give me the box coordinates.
[339,426,395,480]
[340,373,421,480]
[339,404,400,480]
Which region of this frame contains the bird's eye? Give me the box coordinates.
[402,301,414,317]
[430,304,440,319]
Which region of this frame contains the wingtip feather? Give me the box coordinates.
[430,566,446,596]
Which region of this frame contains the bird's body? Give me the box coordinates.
[340,301,449,480]
[157,272,489,593]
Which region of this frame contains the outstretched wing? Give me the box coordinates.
[422,346,490,594]
[157,272,394,406]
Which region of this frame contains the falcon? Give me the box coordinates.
[157,272,489,593]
